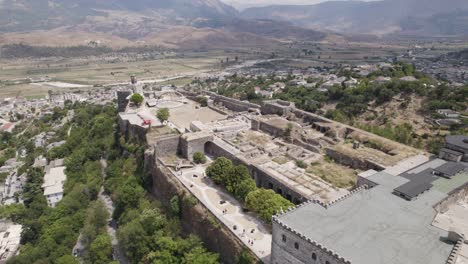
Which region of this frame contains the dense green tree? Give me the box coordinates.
[245,189,293,223]
[130,93,144,106]
[236,249,255,264]
[193,152,207,164]
[224,165,250,194]
[205,157,233,185]
[183,247,219,264]
[89,234,113,264]
[234,178,257,202]
[157,108,170,122]
[114,177,145,220]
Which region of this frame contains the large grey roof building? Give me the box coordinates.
[271,159,468,264]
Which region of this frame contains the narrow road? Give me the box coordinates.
[99,159,129,264]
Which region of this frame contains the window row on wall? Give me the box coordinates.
[282,234,331,264]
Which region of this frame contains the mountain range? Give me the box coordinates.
[0,0,467,50]
[241,0,468,36]
[0,0,325,49]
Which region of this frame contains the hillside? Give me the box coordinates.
[0,0,237,33]
[0,0,325,50]
[241,0,468,36]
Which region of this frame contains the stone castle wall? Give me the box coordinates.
[251,166,304,204]
[153,135,180,157]
[293,109,332,125]
[118,115,148,143]
[180,133,214,160]
[205,141,245,165]
[145,149,252,264]
[117,90,131,113]
[259,120,286,138]
[271,217,351,264]
[205,92,260,112]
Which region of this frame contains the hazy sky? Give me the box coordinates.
[222,0,378,10]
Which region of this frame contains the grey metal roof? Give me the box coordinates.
[446,135,468,150]
[393,180,433,200]
[277,171,454,264]
[434,162,467,177]
[440,147,463,156]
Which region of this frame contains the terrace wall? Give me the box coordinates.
[325,148,385,171]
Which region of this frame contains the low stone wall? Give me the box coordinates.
[258,120,285,138]
[261,100,295,116]
[293,109,331,125]
[434,182,468,213]
[325,148,385,171]
[205,92,260,112]
[295,139,321,154]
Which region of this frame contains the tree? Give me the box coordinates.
[55,255,80,264]
[183,247,219,264]
[245,189,293,223]
[157,108,170,122]
[170,195,180,216]
[130,93,144,106]
[224,165,250,194]
[196,97,208,107]
[193,152,207,164]
[234,178,257,202]
[206,157,233,185]
[89,234,113,264]
[236,249,255,264]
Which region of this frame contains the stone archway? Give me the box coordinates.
[180,133,213,160]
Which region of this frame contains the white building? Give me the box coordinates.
[42,166,66,207]
[437,109,460,118]
[1,172,26,205]
[0,222,22,263]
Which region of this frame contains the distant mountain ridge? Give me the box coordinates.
[241,0,468,36]
[0,0,237,33]
[0,0,325,49]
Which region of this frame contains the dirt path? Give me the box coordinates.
[99,159,129,264]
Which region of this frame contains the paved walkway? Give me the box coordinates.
[173,164,272,263]
[383,154,430,176]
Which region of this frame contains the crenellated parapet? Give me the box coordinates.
[446,235,465,264]
[272,215,352,264]
[273,184,369,221]
[271,185,370,264]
